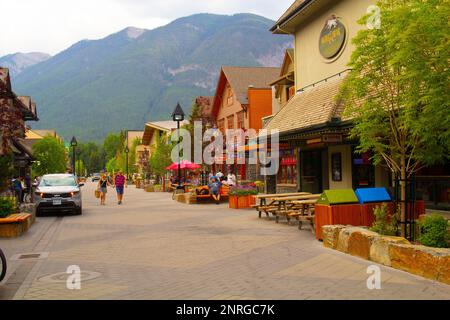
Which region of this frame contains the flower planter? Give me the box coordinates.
[229,195,255,209]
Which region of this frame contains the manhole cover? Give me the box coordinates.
[10,252,49,261]
[38,271,101,283]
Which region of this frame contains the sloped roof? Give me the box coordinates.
[147,120,188,131]
[222,66,280,104]
[271,0,310,32]
[32,129,56,138]
[265,75,347,134]
[142,120,189,145]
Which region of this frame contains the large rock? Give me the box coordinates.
[390,244,450,284]
[347,228,379,259]
[322,225,346,249]
[370,236,410,266]
[336,227,360,253]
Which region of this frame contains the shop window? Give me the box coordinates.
[227,86,234,106]
[227,115,235,129]
[352,147,375,189]
[331,153,342,182]
[217,119,225,134]
[237,111,245,129]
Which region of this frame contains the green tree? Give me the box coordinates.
[103,133,122,161]
[106,158,120,173]
[339,0,450,235]
[32,136,67,175]
[127,137,141,175]
[75,160,85,177]
[149,134,173,180]
[0,153,14,192]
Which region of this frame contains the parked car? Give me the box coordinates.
[91,173,101,182]
[34,174,83,216]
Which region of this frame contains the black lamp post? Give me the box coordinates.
[70,136,78,175]
[125,145,129,181]
[172,103,185,189]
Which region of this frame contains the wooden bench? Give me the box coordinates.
[0,213,33,238]
[195,185,230,202]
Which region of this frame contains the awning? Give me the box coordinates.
[269,72,295,86]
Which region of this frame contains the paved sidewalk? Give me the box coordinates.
[0,182,449,300]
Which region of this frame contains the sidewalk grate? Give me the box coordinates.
[10,252,49,261]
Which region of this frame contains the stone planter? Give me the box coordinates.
[322,225,450,285]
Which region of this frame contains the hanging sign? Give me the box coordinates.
[319,15,347,59]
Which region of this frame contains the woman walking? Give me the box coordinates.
[97,174,111,205]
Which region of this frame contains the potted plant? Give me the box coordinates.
[229,185,258,209]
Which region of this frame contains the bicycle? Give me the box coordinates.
[0,248,6,283]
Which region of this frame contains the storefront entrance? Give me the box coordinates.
[300,150,323,194]
[351,146,375,189]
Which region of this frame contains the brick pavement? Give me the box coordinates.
[0,182,449,300]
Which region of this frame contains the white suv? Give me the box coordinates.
[35,174,83,216]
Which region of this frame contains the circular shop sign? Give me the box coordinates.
[319,15,347,60]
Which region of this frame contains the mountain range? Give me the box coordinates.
[0,52,51,76]
[7,13,292,142]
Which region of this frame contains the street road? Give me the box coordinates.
[0,181,449,300]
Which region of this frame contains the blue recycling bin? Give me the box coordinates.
[355,188,391,204]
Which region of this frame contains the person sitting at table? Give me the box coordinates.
[208,177,222,204]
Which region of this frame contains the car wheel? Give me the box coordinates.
[75,207,82,215]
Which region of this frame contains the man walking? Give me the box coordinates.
[114,171,127,205]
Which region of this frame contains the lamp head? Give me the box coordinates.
[172,103,185,122]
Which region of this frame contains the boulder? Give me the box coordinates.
[390,244,450,284]
[336,227,359,253]
[347,228,379,260]
[370,236,410,266]
[322,225,346,249]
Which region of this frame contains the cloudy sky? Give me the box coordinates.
[0,0,293,56]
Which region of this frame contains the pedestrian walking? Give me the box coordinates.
[11,176,23,204]
[114,171,127,205]
[97,174,111,206]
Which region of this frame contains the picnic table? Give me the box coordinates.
[254,193,311,206]
[253,193,311,218]
[255,193,320,219]
[270,194,321,211]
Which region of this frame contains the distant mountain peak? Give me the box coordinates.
[0,52,51,76]
[124,27,146,39]
[13,13,292,142]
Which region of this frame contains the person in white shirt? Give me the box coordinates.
[226,172,237,186]
[216,171,224,181]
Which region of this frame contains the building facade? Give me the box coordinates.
[0,68,38,178]
[265,0,392,194]
[211,66,280,181]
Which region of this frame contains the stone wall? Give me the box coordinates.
[322,225,450,285]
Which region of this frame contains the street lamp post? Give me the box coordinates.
[125,145,129,181]
[70,136,78,175]
[172,103,185,190]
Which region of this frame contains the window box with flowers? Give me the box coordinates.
[229,185,258,209]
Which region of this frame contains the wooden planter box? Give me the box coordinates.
[229,195,256,209]
[315,204,362,240]
[317,200,427,240]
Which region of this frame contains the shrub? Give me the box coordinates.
[370,203,398,236]
[418,214,449,248]
[0,197,15,218]
[229,185,259,196]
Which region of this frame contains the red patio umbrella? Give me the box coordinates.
[166,160,201,171]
